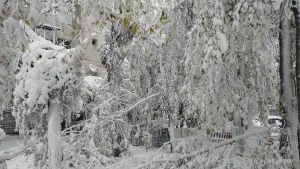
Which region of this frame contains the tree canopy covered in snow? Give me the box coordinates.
[0,0,300,168]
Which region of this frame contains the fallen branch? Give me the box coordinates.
[0,144,29,161]
[82,148,115,165]
[62,93,161,136]
[134,125,273,169]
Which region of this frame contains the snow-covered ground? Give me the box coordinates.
[0,144,270,169]
[2,144,163,169]
[108,145,163,169]
[0,136,165,169]
[0,136,295,169]
[0,135,23,151]
[6,152,35,169]
[0,135,34,169]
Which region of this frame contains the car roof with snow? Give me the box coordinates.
[268,116,282,120]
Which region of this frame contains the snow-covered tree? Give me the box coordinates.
[93,0,289,168]
[12,21,96,168]
[1,0,300,168]
[0,0,156,168]
[97,0,278,154]
[181,0,278,135]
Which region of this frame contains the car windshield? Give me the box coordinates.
[268,119,282,127]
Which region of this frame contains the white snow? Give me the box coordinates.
[107,146,165,169]
[4,143,165,169]
[84,76,104,88]
[0,136,23,151]
[216,31,228,54]
[36,141,44,155]
[6,152,35,169]
[0,0,290,168]
[0,63,8,77]
[212,18,223,26]
[89,64,98,73]
[3,17,18,35]
[0,128,5,141]
[268,115,282,120]
[273,0,283,10]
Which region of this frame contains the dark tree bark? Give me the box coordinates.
[292,0,300,160]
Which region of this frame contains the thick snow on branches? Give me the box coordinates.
[0,0,297,168]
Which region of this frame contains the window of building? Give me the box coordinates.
[57,39,71,49]
[92,39,97,45]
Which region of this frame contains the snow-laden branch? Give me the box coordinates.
[81,148,115,166]
[0,144,29,161]
[134,125,273,169]
[103,93,161,118]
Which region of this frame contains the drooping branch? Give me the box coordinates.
[103,93,161,119]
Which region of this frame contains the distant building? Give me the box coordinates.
[34,4,107,78]
[80,31,107,77]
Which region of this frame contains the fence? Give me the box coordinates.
[0,111,18,135]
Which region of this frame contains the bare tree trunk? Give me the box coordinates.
[280,1,299,168]
[292,0,300,160]
[48,101,62,169]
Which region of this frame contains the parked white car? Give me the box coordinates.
[252,116,282,128]
[268,116,282,142]
[268,116,282,127]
